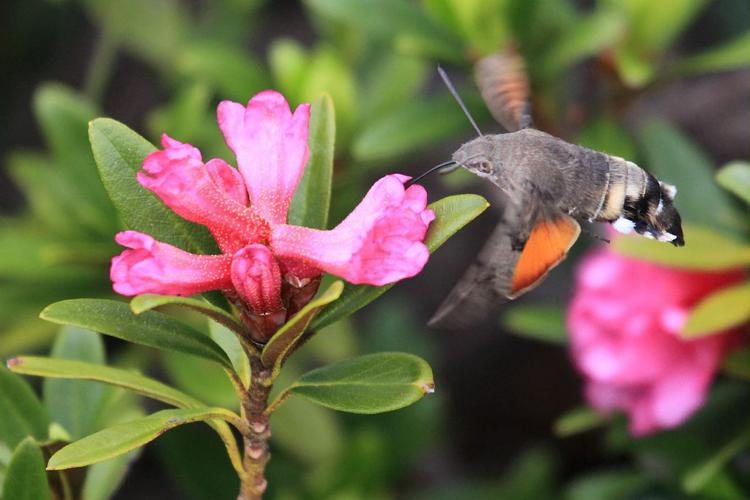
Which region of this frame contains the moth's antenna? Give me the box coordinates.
[438,65,483,137]
[406,160,457,187]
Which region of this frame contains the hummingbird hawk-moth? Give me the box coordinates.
[425,50,684,328]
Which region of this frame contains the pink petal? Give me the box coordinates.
[230,244,283,315]
[217,91,311,225]
[271,175,434,286]
[138,135,268,253]
[205,158,248,206]
[111,231,232,296]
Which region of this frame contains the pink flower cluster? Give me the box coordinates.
[111,90,434,341]
[568,250,742,436]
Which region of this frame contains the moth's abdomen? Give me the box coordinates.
[593,156,647,222]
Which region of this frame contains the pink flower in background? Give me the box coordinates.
[110,90,434,341]
[568,249,742,436]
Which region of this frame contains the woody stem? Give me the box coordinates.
[237,356,273,500]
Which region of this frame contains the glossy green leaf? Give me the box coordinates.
[554,406,608,437]
[209,322,251,389]
[613,225,750,270]
[353,92,486,162]
[682,428,750,494]
[262,281,344,374]
[675,31,750,76]
[503,305,567,344]
[43,327,108,440]
[288,352,434,414]
[9,356,203,409]
[48,407,239,470]
[88,118,217,254]
[130,294,246,338]
[0,366,49,448]
[682,283,750,338]
[2,438,51,500]
[716,161,750,206]
[10,352,243,479]
[40,299,232,369]
[311,194,489,330]
[288,94,335,229]
[638,120,742,233]
[722,347,750,380]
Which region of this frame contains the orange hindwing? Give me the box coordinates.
[509,216,581,298]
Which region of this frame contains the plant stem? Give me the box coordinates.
[237,356,273,500]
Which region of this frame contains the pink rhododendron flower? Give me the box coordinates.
[111,90,434,342]
[568,249,742,436]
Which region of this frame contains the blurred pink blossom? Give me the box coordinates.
[111,90,434,341]
[568,249,742,436]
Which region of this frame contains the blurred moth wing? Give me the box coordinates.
[474,48,533,132]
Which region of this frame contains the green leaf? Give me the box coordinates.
[539,8,624,77]
[268,38,309,101]
[682,428,750,494]
[0,366,49,448]
[675,31,750,76]
[682,283,750,338]
[262,281,344,374]
[613,225,750,270]
[9,356,203,409]
[130,294,246,338]
[270,396,343,464]
[40,299,232,369]
[353,93,486,162]
[716,161,750,206]
[82,453,138,500]
[10,351,244,479]
[722,347,750,380]
[311,194,489,330]
[288,94,335,229]
[2,438,51,500]
[608,0,709,55]
[83,0,188,67]
[359,54,428,122]
[503,305,567,344]
[176,41,268,101]
[306,0,463,62]
[209,322,251,389]
[638,120,742,233]
[288,352,434,414]
[33,83,113,221]
[564,469,647,500]
[575,116,637,161]
[88,118,217,254]
[554,406,608,437]
[43,327,108,440]
[47,407,239,470]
